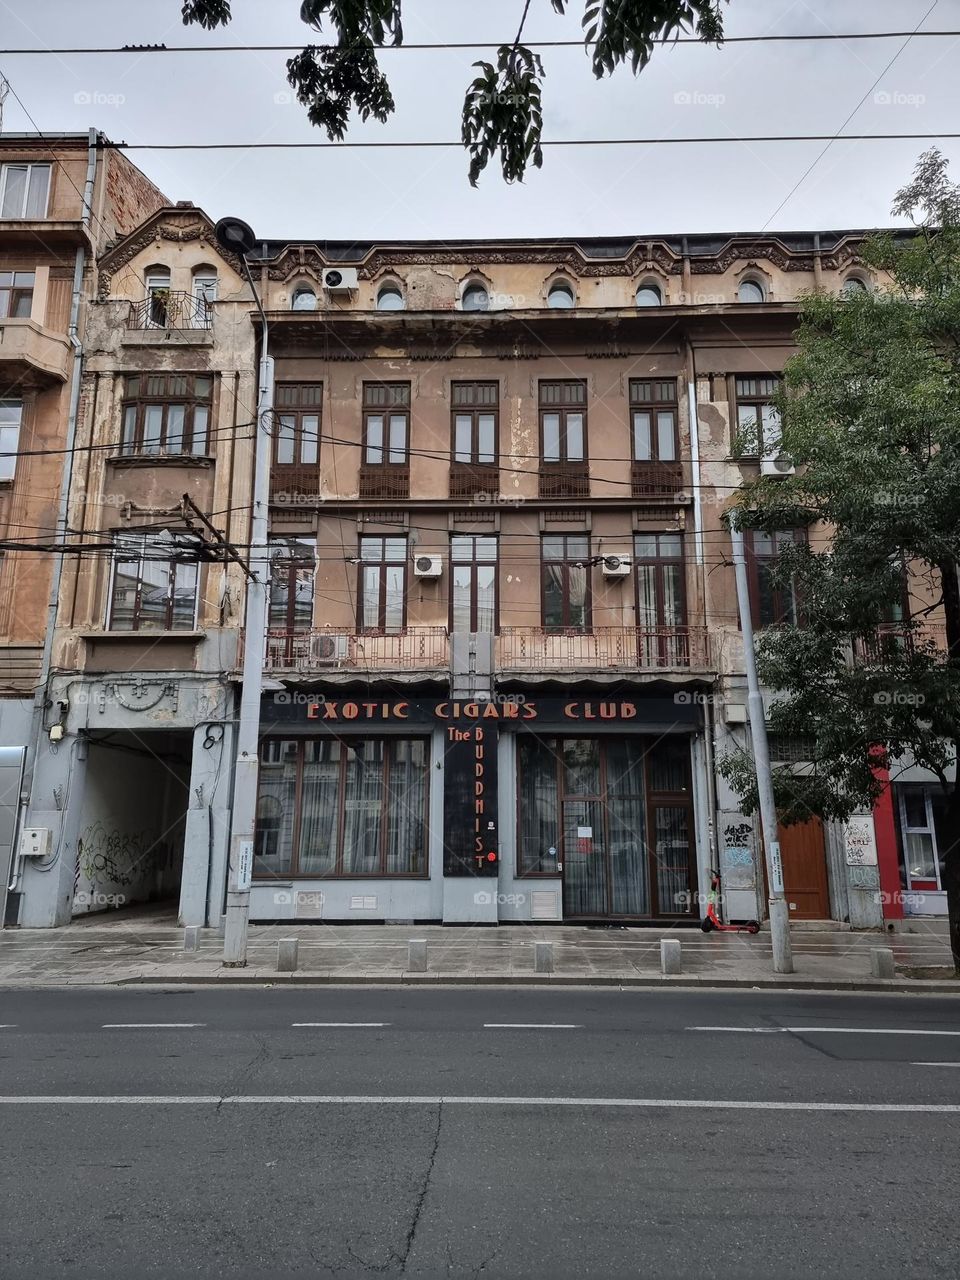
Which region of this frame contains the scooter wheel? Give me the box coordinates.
[746,921,761,935]
[700,917,716,933]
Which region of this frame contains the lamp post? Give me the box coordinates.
[215,217,273,966]
[728,510,794,974]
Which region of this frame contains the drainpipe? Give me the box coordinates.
[7,129,98,908]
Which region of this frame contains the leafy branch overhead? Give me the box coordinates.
[180,0,728,183]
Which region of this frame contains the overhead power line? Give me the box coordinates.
[3,31,959,54]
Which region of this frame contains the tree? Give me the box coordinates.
[180,1,727,183]
[720,148,960,973]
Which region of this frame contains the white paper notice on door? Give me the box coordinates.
[576,826,592,839]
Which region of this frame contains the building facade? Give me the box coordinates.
[3,161,948,929]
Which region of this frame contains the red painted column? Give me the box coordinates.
[872,762,904,921]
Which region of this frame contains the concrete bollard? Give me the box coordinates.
[277,938,299,973]
[183,925,200,953]
[217,914,226,939]
[408,939,428,973]
[660,938,682,975]
[534,941,555,975]
[870,947,896,979]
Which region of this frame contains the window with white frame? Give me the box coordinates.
[0,399,23,482]
[108,532,201,632]
[0,164,51,219]
[898,787,943,886]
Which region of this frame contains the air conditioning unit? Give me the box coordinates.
[760,454,796,478]
[602,554,632,578]
[310,633,350,665]
[322,267,359,294]
[414,555,443,579]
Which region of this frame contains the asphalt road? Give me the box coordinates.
[0,986,958,1279]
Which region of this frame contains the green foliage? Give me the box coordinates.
[180,0,728,183]
[721,150,960,841]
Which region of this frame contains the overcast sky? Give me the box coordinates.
[2,0,959,241]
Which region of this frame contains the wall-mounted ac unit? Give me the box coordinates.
[310,633,350,665]
[322,267,359,293]
[602,554,632,578]
[414,555,443,578]
[760,454,796,478]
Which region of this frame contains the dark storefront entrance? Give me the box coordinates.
[517,734,695,920]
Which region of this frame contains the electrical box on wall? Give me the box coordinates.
[19,827,50,858]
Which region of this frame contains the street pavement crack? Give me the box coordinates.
[216,1032,271,1113]
[398,1101,443,1273]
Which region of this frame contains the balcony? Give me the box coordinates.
[853,623,948,665]
[358,465,410,500]
[127,291,211,331]
[270,465,322,506]
[0,318,71,386]
[631,460,685,499]
[449,462,499,501]
[261,626,449,676]
[538,463,590,499]
[498,626,712,677]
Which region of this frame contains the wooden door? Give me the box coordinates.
[777,818,830,919]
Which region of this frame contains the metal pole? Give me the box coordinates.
[223,257,273,966]
[728,514,794,974]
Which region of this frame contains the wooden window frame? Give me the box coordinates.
[362,382,410,466]
[357,535,408,634]
[0,270,35,320]
[449,533,498,634]
[119,373,214,457]
[745,528,802,628]
[733,373,782,458]
[273,382,322,469]
[541,532,592,633]
[450,381,499,466]
[539,379,588,464]
[107,533,200,633]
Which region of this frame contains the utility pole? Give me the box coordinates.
[215,218,272,967]
[728,512,794,974]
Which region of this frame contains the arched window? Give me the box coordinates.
[462,282,489,312]
[841,276,868,297]
[547,281,575,309]
[292,285,318,311]
[377,283,405,311]
[738,279,765,303]
[636,282,662,307]
[144,265,171,327]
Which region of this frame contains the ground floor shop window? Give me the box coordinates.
[254,737,429,878]
[517,735,694,917]
[897,785,946,890]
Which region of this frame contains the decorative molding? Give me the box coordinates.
[97,679,179,715]
[97,208,244,300]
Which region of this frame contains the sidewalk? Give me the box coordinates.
[1,910,957,990]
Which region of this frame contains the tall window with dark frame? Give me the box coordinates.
[734,375,782,457]
[635,532,688,666]
[267,538,316,666]
[539,380,589,497]
[0,271,34,319]
[273,383,321,497]
[450,381,498,498]
[108,532,200,632]
[542,533,591,632]
[254,736,429,879]
[119,374,213,456]
[360,382,410,499]
[359,536,407,633]
[450,534,497,633]
[746,529,801,627]
[630,379,681,496]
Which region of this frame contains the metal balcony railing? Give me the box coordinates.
[852,623,948,665]
[631,460,685,498]
[498,625,712,673]
[538,463,590,499]
[127,291,212,331]
[262,626,449,673]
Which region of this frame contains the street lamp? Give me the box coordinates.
[215,217,273,966]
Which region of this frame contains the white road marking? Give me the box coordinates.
[913,1062,960,1067]
[0,1025,17,1029]
[291,1022,390,1028]
[0,1095,958,1112]
[687,1026,960,1036]
[483,1023,583,1029]
[101,1023,206,1029]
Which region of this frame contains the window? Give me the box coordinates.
[547,281,575,309]
[630,380,678,462]
[897,787,944,888]
[636,283,662,307]
[735,374,782,457]
[268,539,315,633]
[192,268,218,316]
[292,285,317,311]
[376,283,405,311]
[841,276,868,297]
[746,529,801,628]
[274,383,321,468]
[451,535,497,633]
[635,533,687,664]
[451,381,497,465]
[542,533,591,632]
[108,532,200,632]
[738,279,765,303]
[0,164,51,219]
[0,399,23,482]
[0,271,34,320]
[119,374,213,456]
[540,380,587,462]
[145,267,171,327]
[462,283,489,311]
[359,536,407,633]
[363,383,409,465]
[254,736,429,878]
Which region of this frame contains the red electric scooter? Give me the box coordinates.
[700,868,761,934]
